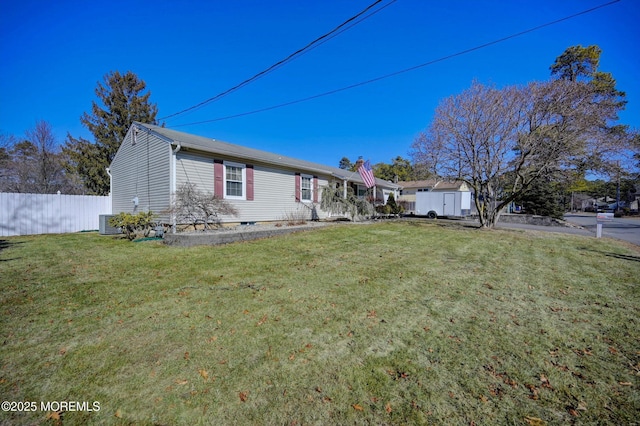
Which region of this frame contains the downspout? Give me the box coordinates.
[106,167,113,213]
[170,144,181,233]
[105,167,112,196]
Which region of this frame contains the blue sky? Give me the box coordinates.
[1,0,638,169]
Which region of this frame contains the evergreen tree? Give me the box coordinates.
[515,178,564,219]
[372,156,414,182]
[338,157,354,170]
[63,71,158,195]
[550,45,629,177]
[385,192,403,215]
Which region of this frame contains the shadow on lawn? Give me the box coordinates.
[579,246,640,263]
[405,218,481,230]
[0,239,23,262]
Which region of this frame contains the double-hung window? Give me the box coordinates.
[300,175,312,202]
[224,161,246,200]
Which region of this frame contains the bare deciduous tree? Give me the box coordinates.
[411,79,630,228]
[0,121,80,193]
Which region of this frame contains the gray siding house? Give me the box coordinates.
[109,122,399,227]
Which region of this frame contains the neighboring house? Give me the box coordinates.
[108,122,399,227]
[397,179,471,214]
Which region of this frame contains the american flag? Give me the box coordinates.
[358,160,376,188]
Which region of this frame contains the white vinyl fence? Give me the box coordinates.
[0,192,112,237]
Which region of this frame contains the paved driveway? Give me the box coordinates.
[563,213,640,246]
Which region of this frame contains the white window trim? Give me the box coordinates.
[223,161,246,200]
[300,173,313,202]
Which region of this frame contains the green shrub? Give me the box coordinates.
[385,192,404,215]
[108,211,156,240]
[376,204,392,215]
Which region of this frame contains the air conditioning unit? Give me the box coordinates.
[99,215,120,235]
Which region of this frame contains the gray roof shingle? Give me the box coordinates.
[135,122,399,189]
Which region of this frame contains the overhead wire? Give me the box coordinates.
[169,0,620,129]
[159,0,394,121]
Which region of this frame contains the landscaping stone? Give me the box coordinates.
[163,222,334,247]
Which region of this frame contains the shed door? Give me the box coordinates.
[443,193,456,216]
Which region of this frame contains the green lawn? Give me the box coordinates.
[1,221,638,425]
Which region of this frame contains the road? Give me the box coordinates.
[563,213,640,246]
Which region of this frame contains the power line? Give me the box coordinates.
[159,0,394,121]
[170,0,620,129]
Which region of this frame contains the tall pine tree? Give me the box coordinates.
[63,71,158,195]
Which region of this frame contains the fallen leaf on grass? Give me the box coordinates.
[540,374,552,389]
[618,381,632,386]
[114,409,122,418]
[239,391,248,402]
[199,369,209,380]
[174,379,188,385]
[46,411,62,420]
[184,352,190,360]
[352,403,364,411]
[525,383,539,400]
[385,403,392,413]
[524,416,546,425]
[608,346,618,354]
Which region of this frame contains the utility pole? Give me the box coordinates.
[616,160,621,214]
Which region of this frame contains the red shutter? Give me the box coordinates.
[246,164,254,201]
[295,173,301,202]
[214,159,224,197]
[313,176,318,203]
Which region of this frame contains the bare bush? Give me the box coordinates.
[280,208,309,226]
[167,183,238,231]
